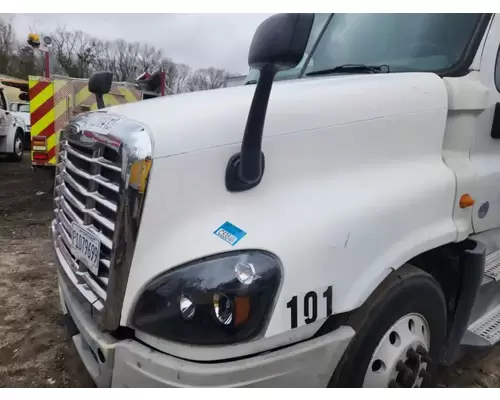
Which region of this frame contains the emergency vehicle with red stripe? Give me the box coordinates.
[28,73,164,169]
[29,76,138,167]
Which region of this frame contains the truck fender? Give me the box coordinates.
[4,119,24,154]
[340,222,457,314]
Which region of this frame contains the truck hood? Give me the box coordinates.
[106,72,448,159]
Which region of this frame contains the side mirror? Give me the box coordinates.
[225,13,314,192]
[248,13,314,72]
[88,71,113,110]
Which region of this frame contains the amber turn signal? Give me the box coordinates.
[459,194,475,209]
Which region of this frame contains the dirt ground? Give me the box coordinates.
[0,153,94,388]
[1,153,500,388]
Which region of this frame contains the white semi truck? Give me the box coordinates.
[0,84,28,161]
[52,13,500,387]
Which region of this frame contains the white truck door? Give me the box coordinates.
[469,14,500,233]
[0,89,10,137]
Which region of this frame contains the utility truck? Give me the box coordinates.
[8,101,31,150]
[52,13,500,388]
[0,83,29,161]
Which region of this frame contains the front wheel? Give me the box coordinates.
[329,265,447,388]
[7,129,24,162]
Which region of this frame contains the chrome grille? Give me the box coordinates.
[53,138,122,310]
[52,112,153,330]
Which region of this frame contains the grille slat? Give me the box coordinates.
[59,183,86,214]
[56,236,83,276]
[82,274,107,301]
[57,197,84,224]
[61,154,120,193]
[63,141,121,172]
[54,139,122,307]
[57,209,73,239]
[88,208,115,232]
[60,169,118,213]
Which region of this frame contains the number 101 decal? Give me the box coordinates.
[286,285,333,329]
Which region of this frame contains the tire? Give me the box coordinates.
[7,129,24,162]
[24,130,31,150]
[329,264,447,388]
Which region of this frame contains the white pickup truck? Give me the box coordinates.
[53,13,500,388]
[0,86,28,161]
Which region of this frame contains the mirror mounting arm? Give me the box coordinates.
[224,13,314,193]
[225,64,276,192]
[95,94,105,110]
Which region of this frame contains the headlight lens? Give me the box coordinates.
[131,251,282,345]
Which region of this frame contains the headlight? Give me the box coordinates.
[131,251,282,345]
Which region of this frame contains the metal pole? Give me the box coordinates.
[44,51,50,79]
[160,68,165,96]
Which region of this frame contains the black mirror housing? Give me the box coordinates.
[248,13,314,72]
[225,14,314,193]
[88,71,113,95]
[89,71,113,110]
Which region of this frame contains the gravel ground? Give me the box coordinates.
[1,152,500,388]
[0,153,94,388]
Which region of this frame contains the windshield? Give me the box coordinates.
[305,13,483,75]
[18,104,30,113]
[246,13,483,83]
[244,13,331,84]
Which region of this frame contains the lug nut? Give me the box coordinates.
[407,348,419,360]
[396,360,411,373]
[416,345,427,355]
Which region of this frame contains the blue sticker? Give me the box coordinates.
[213,221,247,246]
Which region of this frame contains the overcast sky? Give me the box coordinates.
[10,13,273,75]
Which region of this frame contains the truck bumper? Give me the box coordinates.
[57,259,354,388]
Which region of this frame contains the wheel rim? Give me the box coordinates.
[363,313,431,388]
[14,137,23,156]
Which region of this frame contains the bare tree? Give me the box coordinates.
[49,27,99,77]
[92,39,116,75]
[186,67,227,92]
[16,44,41,78]
[138,44,163,72]
[0,17,17,76]
[113,39,141,82]
[0,15,235,96]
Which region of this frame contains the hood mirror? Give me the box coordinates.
[225,13,314,192]
[89,71,113,110]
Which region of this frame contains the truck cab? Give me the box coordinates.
[53,13,500,388]
[0,85,27,161]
